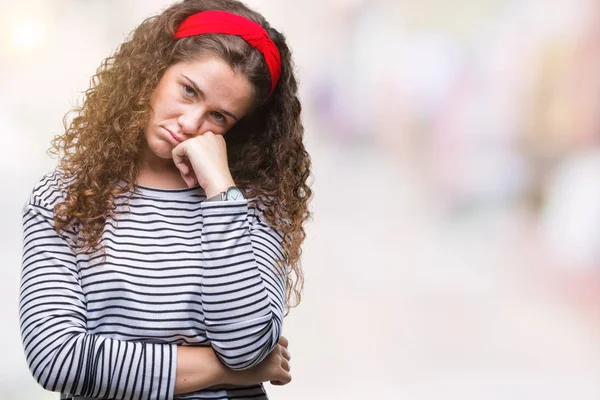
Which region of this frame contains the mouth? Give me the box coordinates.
[164,127,183,144]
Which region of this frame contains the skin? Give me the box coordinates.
[139,56,292,394]
[138,55,255,195]
[175,336,292,394]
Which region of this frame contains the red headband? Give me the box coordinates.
[173,10,281,96]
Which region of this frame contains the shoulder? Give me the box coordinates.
[247,196,269,222]
[25,167,74,209]
[247,196,285,238]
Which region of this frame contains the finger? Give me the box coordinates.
[278,336,289,348]
[269,371,292,386]
[281,358,290,372]
[281,347,291,362]
[171,145,184,161]
[179,163,189,175]
[183,175,194,188]
[282,371,292,384]
[184,170,198,188]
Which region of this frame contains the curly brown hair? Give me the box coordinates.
[48,0,312,313]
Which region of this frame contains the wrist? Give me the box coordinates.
[205,178,236,198]
[221,367,251,386]
[174,346,229,394]
[209,353,230,386]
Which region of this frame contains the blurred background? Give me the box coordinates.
[2,0,600,398]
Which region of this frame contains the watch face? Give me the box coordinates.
[226,186,245,201]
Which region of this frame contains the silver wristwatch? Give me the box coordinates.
[205,186,245,202]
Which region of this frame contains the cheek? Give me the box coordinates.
[153,98,183,121]
[199,120,227,136]
[151,85,183,118]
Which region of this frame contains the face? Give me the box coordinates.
[141,56,255,167]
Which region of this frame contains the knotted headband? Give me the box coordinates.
[174,10,281,96]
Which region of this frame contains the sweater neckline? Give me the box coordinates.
[131,183,206,200]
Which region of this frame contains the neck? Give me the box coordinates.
[137,144,189,189]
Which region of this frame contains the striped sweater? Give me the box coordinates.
[19,168,287,400]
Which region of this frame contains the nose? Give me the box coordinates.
[178,106,206,136]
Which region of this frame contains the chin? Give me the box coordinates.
[155,144,175,160]
[145,135,175,161]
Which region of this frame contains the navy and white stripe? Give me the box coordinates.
[19,169,286,400]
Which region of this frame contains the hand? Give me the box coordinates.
[269,336,291,386]
[224,336,292,387]
[171,131,235,195]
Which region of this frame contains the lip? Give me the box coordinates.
[164,127,184,144]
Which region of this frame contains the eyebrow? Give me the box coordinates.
[181,74,239,121]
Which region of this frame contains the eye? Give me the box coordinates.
[182,84,196,98]
[213,112,226,124]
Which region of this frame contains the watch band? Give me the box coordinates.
[205,191,226,202]
[205,186,245,202]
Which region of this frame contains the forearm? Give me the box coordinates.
[200,200,285,369]
[21,202,176,399]
[175,345,280,393]
[174,345,229,395]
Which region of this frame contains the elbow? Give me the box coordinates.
[29,368,64,393]
[27,354,71,392]
[24,332,81,392]
[221,343,274,371]
[216,333,280,371]
[206,313,282,370]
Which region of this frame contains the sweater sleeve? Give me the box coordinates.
[19,191,177,399]
[200,199,287,370]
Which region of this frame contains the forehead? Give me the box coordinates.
[168,57,255,111]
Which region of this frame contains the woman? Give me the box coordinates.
[19,0,312,399]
